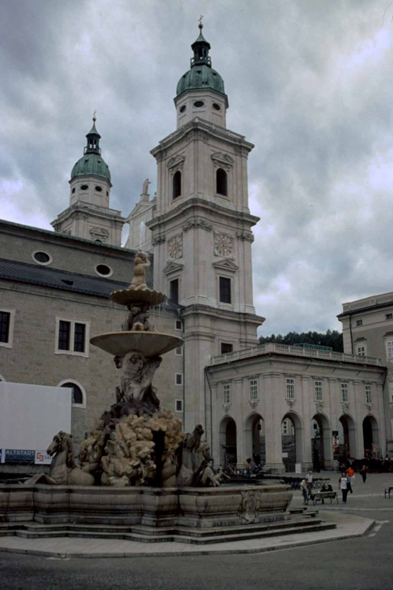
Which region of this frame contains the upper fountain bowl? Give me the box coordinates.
[109,285,166,307]
[90,331,184,357]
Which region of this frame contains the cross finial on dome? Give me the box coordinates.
[92,110,97,123]
[198,15,204,30]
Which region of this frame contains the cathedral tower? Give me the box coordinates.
[52,117,125,246]
[147,25,264,433]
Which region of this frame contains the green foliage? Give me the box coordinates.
[258,329,343,352]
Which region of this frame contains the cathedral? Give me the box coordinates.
[0,25,391,473]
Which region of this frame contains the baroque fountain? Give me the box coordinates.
[0,254,295,542]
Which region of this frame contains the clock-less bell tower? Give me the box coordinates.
[147,24,264,433]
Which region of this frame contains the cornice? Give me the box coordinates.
[150,119,254,157]
[181,303,264,325]
[146,197,260,230]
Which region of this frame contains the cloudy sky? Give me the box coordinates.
[1,0,393,337]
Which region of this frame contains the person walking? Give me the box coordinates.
[360,464,367,483]
[306,469,313,500]
[300,478,308,505]
[347,466,355,493]
[339,472,349,503]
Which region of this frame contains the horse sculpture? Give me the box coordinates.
[25,431,95,486]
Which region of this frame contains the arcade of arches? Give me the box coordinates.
[218,411,382,472]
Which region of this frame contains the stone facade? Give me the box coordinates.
[338,292,393,451]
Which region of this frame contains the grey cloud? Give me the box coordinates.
[1,0,393,336]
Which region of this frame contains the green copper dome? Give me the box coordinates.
[71,120,111,184]
[176,25,227,103]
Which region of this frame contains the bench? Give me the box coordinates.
[312,491,338,505]
[384,487,393,498]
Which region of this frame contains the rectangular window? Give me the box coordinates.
[223,383,231,405]
[365,385,372,405]
[341,383,349,403]
[387,341,393,359]
[58,320,71,350]
[249,379,258,401]
[286,378,295,400]
[0,311,11,344]
[219,277,231,304]
[175,346,183,356]
[314,381,323,401]
[221,342,233,354]
[175,399,183,412]
[175,373,183,386]
[356,319,363,326]
[175,319,182,331]
[170,279,179,305]
[356,344,366,357]
[73,323,86,353]
[56,318,89,356]
[386,314,393,320]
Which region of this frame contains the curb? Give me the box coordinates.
[0,515,375,559]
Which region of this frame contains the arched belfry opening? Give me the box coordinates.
[173,171,182,199]
[216,168,227,196]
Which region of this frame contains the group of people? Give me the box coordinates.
[300,465,364,505]
[244,454,263,474]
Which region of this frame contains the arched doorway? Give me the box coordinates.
[219,417,237,468]
[339,414,356,458]
[363,415,380,458]
[245,413,265,466]
[311,414,332,471]
[281,412,303,472]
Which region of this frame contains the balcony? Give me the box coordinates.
[210,342,382,367]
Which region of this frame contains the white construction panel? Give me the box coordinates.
[0,382,71,451]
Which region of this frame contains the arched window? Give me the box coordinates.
[58,379,86,407]
[173,171,181,199]
[216,168,227,196]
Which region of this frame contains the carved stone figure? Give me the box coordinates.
[25,431,95,486]
[118,350,162,409]
[176,425,220,487]
[142,178,151,195]
[130,252,150,288]
[122,303,152,332]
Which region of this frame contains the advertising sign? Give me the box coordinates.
[34,451,52,465]
[5,449,35,463]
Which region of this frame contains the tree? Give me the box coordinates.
[258,329,343,352]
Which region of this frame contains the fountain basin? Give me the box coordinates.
[0,484,292,528]
[90,331,184,357]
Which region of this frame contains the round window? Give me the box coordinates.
[194,101,204,108]
[213,103,221,111]
[95,186,102,192]
[81,184,88,190]
[33,251,51,265]
[179,105,186,113]
[95,264,112,277]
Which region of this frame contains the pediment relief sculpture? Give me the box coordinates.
[163,260,184,275]
[167,154,185,173]
[212,257,239,272]
[211,152,234,171]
